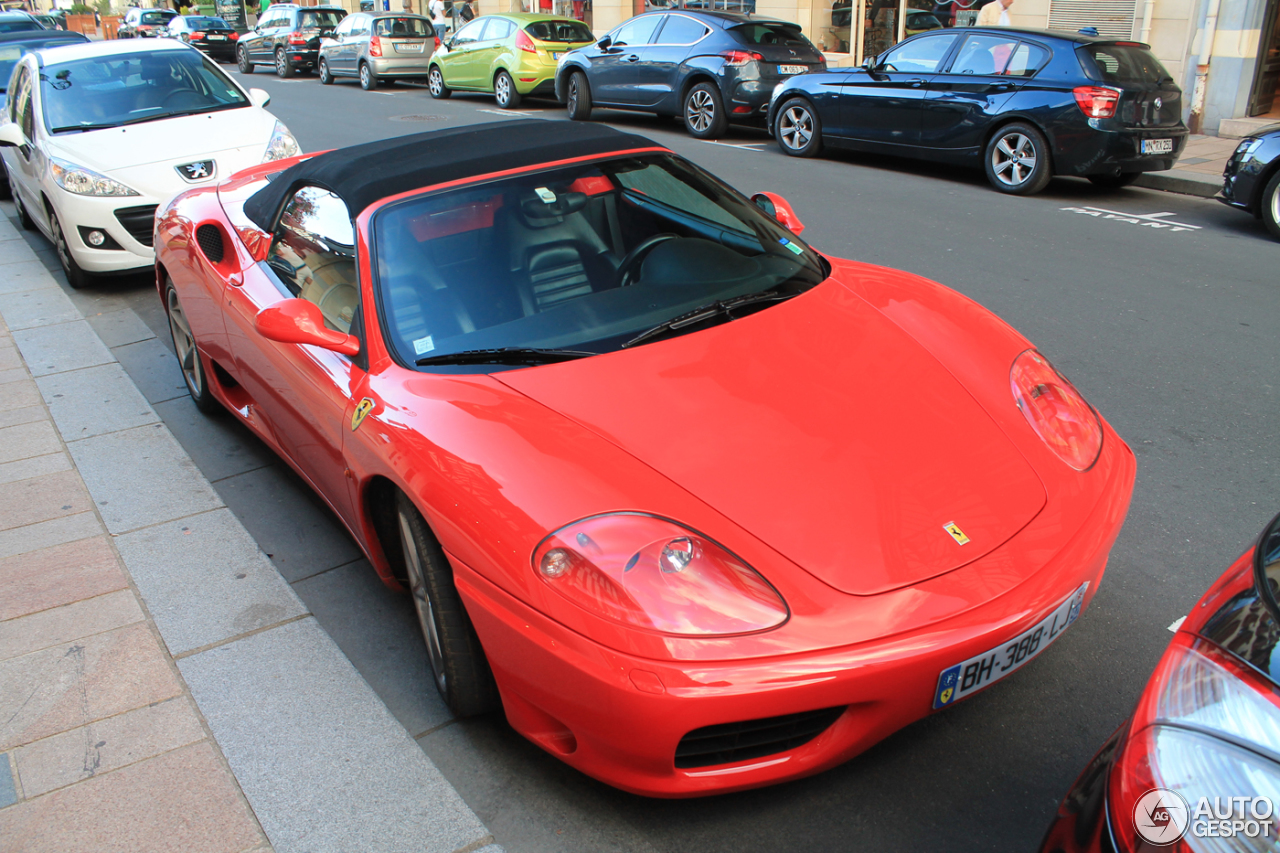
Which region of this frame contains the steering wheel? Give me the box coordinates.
[616,233,679,287]
[161,88,206,109]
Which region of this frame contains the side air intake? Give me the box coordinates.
[196,224,226,264]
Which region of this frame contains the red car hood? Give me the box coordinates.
[498,280,1046,596]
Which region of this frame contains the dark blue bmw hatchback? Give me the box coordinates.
[767,28,1187,195]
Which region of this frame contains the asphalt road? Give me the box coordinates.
[32,66,1280,853]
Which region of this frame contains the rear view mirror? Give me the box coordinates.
[1254,511,1280,623]
[751,191,805,235]
[248,87,270,108]
[255,299,360,356]
[0,123,23,148]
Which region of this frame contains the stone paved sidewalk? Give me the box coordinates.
[0,313,271,852]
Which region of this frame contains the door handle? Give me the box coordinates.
[626,53,639,61]
[908,78,925,87]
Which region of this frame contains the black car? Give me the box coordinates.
[119,7,178,38]
[1219,124,1280,240]
[167,15,240,62]
[555,10,825,139]
[767,28,1187,195]
[0,11,44,34]
[237,3,346,78]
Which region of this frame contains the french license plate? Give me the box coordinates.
[933,582,1089,710]
[394,42,424,53]
[207,34,225,40]
[778,64,807,75]
[1142,138,1173,154]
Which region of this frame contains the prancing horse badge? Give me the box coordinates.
[351,398,375,431]
[943,521,970,545]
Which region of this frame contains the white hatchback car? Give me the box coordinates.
[0,39,300,287]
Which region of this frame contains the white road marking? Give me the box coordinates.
[476,108,540,118]
[697,140,766,152]
[1168,616,1186,633]
[1060,206,1202,233]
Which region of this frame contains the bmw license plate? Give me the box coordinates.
[394,42,424,52]
[932,582,1089,710]
[778,64,807,75]
[1142,138,1174,154]
[207,34,225,39]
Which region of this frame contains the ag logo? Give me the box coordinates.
[1133,788,1190,845]
[350,397,375,432]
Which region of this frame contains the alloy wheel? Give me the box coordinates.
[991,132,1037,188]
[686,88,715,133]
[360,64,371,88]
[568,77,578,112]
[399,509,448,694]
[1270,183,1280,228]
[495,73,510,104]
[166,287,203,399]
[52,214,72,273]
[779,105,813,151]
[428,67,442,95]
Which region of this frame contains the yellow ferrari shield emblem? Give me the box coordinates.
[351,398,375,432]
[943,522,970,546]
[939,687,953,705]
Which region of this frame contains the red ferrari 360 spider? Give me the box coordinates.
[154,120,1135,797]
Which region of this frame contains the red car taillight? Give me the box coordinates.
[516,28,536,54]
[721,49,764,66]
[434,34,440,48]
[228,30,239,40]
[369,34,382,56]
[1074,85,1121,119]
[532,513,788,636]
[287,32,309,45]
[190,31,204,39]
[1010,349,1103,471]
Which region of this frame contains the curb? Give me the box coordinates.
[1134,170,1221,199]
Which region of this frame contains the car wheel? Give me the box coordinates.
[275,47,294,78]
[165,280,218,414]
[395,491,499,717]
[775,97,822,158]
[318,57,333,84]
[11,183,33,230]
[359,61,377,90]
[493,69,521,109]
[49,209,89,290]
[237,44,253,73]
[984,123,1052,195]
[1261,170,1280,241]
[427,65,450,99]
[1088,172,1140,190]
[683,81,728,140]
[566,70,591,121]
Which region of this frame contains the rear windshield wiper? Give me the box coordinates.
[415,346,594,367]
[622,289,795,349]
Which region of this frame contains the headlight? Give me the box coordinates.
[262,120,300,162]
[1235,137,1265,159]
[532,513,788,636]
[49,157,140,197]
[1010,348,1102,471]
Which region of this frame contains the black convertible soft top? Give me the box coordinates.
[242,120,662,233]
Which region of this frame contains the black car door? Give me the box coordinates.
[250,9,282,61]
[641,13,710,109]
[835,31,959,147]
[591,13,664,105]
[921,34,1047,150]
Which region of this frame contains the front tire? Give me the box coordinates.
[12,182,34,231]
[683,81,728,140]
[566,70,591,120]
[1088,172,1140,190]
[494,69,520,109]
[427,65,450,99]
[318,57,333,84]
[237,44,254,73]
[395,491,499,717]
[1261,169,1280,241]
[275,47,294,79]
[984,122,1052,195]
[165,281,219,414]
[774,97,822,158]
[49,209,89,290]
[359,61,377,90]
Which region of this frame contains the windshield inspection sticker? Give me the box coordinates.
[413,335,435,355]
[1060,206,1201,233]
[779,238,804,255]
[535,187,557,204]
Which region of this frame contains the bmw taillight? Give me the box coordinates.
[532,513,788,636]
[1074,85,1121,119]
[516,28,536,54]
[369,34,382,56]
[190,31,204,39]
[722,49,764,66]
[228,30,239,40]
[1010,349,1102,471]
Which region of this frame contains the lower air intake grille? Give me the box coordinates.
[196,224,225,264]
[114,204,159,248]
[674,706,846,769]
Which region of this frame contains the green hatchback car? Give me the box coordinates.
[427,13,594,108]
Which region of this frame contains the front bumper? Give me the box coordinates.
[455,432,1136,797]
[54,192,159,274]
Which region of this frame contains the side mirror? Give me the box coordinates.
[0,123,24,148]
[596,34,611,49]
[862,55,877,70]
[1254,511,1280,624]
[255,299,360,356]
[248,87,270,108]
[751,191,805,235]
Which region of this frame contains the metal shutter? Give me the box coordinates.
[1046,0,1138,40]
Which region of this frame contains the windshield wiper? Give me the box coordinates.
[415,347,595,367]
[51,103,243,134]
[622,289,795,349]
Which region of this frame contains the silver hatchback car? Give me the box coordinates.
[318,12,436,90]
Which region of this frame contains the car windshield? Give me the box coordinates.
[373,16,432,36]
[299,10,344,30]
[140,11,174,24]
[185,16,231,29]
[1080,43,1172,85]
[524,19,593,42]
[41,50,250,134]
[373,153,828,372]
[730,23,811,47]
